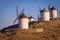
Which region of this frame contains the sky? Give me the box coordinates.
[0,0,60,30]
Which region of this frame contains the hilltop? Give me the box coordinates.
[0,21,60,40]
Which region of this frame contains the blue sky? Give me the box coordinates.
[0,0,60,29]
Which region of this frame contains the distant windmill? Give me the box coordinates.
[13,6,29,29]
[48,4,60,18]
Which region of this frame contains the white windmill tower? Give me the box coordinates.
[40,8,50,21]
[13,7,29,29]
[50,6,57,18]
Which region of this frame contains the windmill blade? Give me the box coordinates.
[13,17,17,23]
[16,6,20,24]
[20,8,24,14]
[18,8,24,17]
[48,4,51,11]
[13,8,24,24]
[39,6,41,11]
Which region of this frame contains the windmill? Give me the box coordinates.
[13,6,29,29]
[48,4,60,18]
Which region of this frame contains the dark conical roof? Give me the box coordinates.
[19,12,27,18]
[28,16,33,19]
[40,8,45,12]
[51,6,56,10]
[40,8,48,12]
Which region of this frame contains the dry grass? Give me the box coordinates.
[0,21,60,40]
[29,21,60,28]
[0,26,60,40]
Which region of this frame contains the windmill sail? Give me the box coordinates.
[16,6,20,23]
[48,4,51,11]
[13,18,17,23]
[13,8,24,24]
[13,6,19,24]
[39,6,41,12]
